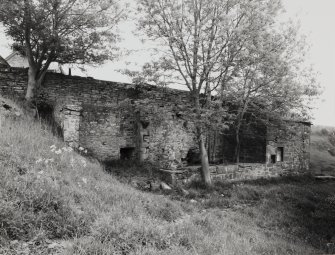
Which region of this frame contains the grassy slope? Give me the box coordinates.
[0,117,334,254]
[310,125,335,175]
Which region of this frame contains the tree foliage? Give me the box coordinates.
[137,0,320,182]
[0,0,125,101]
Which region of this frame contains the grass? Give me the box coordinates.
[310,125,335,175]
[0,113,335,254]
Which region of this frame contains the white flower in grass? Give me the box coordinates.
[70,157,75,167]
[61,146,72,153]
[45,158,55,164]
[55,149,62,155]
[37,170,44,179]
[50,145,57,152]
[35,158,43,164]
[81,159,87,168]
[82,177,88,184]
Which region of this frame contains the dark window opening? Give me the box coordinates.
[143,135,149,142]
[2,103,11,110]
[181,157,188,167]
[186,148,201,165]
[140,120,149,129]
[36,103,63,138]
[277,147,284,162]
[120,147,135,160]
[270,155,276,164]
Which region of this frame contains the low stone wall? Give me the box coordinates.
[162,162,310,185]
[210,162,308,182]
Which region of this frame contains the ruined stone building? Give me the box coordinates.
[0,67,311,181]
[0,56,9,68]
[4,51,65,73]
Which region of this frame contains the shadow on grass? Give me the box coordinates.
[186,175,335,252]
[100,162,335,253]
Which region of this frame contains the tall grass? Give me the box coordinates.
[310,125,335,175]
[0,116,324,254]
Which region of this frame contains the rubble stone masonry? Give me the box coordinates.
[0,67,311,181]
[0,67,197,166]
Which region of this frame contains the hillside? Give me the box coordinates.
[1,112,335,254]
[310,125,335,175]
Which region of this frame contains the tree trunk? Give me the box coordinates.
[25,67,38,102]
[235,126,241,164]
[198,128,211,187]
[193,93,212,187]
[24,67,44,118]
[234,100,249,164]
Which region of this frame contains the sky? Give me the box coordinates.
[281,0,335,127]
[0,0,334,126]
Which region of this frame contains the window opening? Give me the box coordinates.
[120,147,135,160]
[276,147,284,162]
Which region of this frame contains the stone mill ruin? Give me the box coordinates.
[0,67,311,182]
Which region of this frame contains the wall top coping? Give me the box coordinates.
[0,67,190,96]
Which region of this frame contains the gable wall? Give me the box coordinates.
[266,121,311,172]
[6,53,30,68]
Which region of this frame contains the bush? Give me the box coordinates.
[320,128,329,136]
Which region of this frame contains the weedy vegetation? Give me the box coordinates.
[310,125,335,175]
[0,115,335,254]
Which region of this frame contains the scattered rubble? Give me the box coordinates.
[0,96,23,120]
[160,182,172,191]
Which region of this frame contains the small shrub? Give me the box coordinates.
[320,128,329,136]
[329,135,335,147]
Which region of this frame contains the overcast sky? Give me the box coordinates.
[0,0,334,126]
[281,0,335,127]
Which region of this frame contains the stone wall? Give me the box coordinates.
[266,121,311,171]
[0,67,197,165]
[161,121,311,184]
[168,160,311,185]
[0,68,311,181]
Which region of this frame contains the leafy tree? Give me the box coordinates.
[137,0,319,185]
[137,0,254,186]
[0,0,125,105]
[223,24,319,163]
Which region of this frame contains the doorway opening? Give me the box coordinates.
[120,147,135,160]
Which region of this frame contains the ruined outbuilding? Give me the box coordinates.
[0,67,311,181]
[4,51,65,73]
[0,55,9,68]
